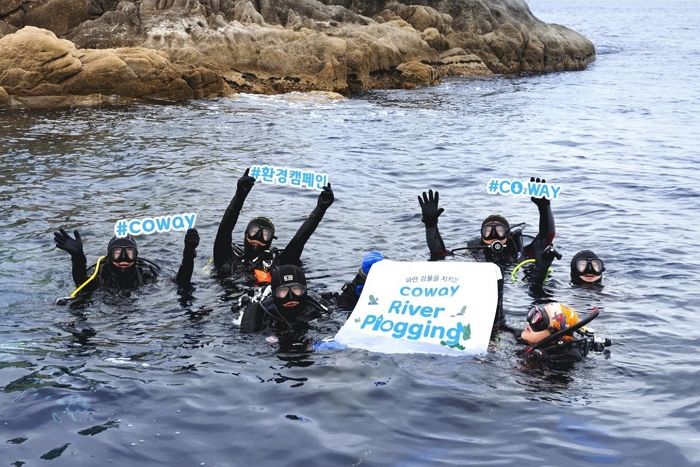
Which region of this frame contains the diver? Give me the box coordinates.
[570,250,605,286]
[54,227,199,297]
[213,168,334,285]
[518,302,610,364]
[239,264,328,349]
[416,178,554,330]
[519,236,605,295]
[322,250,385,311]
[417,177,555,266]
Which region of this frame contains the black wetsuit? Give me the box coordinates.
[68,253,159,295]
[69,249,195,296]
[240,296,327,332]
[424,202,555,265]
[212,188,330,284]
[524,244,604,299]
[321,271,365,311]
[423,202,555,329]
[532,338,592,364]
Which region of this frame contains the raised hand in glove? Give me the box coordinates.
[54,228,84,257]
[418,189,444,228]
[317,183,334,209]
[530,177,551,209]
[237,168,256,196]
[183,228,200,258]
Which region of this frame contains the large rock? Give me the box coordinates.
[397,0,594,73]
[23,0,91,35]
[421,27,449,51]
[0,84,9,104]
[437,48,492,77]
[0,20,17,38]
[0,26,228,104]
[378,3,453,34]
[0,0,92,34]
[0,0,595,105]
[66,0,142,48]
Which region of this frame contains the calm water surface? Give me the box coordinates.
[1,0,699,465]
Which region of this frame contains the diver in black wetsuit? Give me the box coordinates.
[524,238,605,296]
[416,178,555,329]
[239,264,328,348]
[570,250,605,286]
[508,240,611,363]
[54,228,199,295]
[417,177,555,266]
[517,302,611,364]
[322,251,385,311]
[213,168,334,286]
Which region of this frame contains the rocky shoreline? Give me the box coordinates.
[0,0,595,107]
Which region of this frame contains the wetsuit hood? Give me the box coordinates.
[105,235,140,288]
[271,264,307,313]
[243,217,275,260]
[107,235,138,256]
[481,214,512,259]
[570,250,603,285]
[107,235,138,266]
[482,214,510,232]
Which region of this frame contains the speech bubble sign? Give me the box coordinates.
[335,260,501,356]
[486,178,562,200]
[114,213,197,238]
[249,165,328,191]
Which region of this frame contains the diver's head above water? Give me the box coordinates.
[271,264,307,312]
[107,235,138,270]
[520,302,580,345]
[481,214,510,251]
[570,250,604,285]
[243,217,275,259]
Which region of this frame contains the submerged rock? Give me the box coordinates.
[0,0,595,106]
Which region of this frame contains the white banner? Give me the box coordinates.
[335,260,501,356]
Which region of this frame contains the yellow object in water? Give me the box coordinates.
[511,258,553,283]
[70,256,105,298]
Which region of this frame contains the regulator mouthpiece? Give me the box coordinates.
[490,241,504,253]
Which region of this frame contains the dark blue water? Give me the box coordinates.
[2,0,699,465]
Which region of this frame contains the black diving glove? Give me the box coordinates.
[418,189,444,228]
[530,236,560,284]
[54,228,84,258]
[183,228,200,259]
[236,167,256,197]
[317,183,334,210]
[530,177,551,209]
